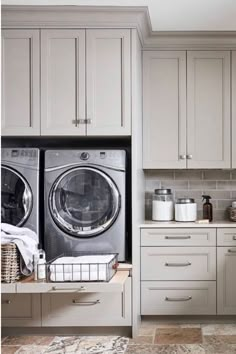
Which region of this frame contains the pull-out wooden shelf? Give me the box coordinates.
[1,264,132,294]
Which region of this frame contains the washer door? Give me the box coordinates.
[49,167,121,237]
[1,166,33,226]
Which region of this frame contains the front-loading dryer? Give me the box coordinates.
[1,148,40,235]
[44,150,126,261]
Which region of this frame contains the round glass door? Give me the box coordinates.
[49,167,121,237]
[1,166,33,226]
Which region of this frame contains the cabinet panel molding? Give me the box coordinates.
[41,29,86,136]
[2,294,41,327]
[86,29,131,136]
[232,51,236,168]
[187,50,231,168]
[143,51,187,168]
[2,29,40,136]
[217,247,236,314]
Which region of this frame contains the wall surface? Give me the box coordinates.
[145,170,236,221]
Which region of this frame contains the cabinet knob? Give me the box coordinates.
[187,154,193,159]
[2,300,11,305]
[179,155,186,160]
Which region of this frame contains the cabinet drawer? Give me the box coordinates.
[141,228,216,246]
[217,228,236,246]
[42,277,131,326]
[2,294,41,327]
[141,247,216,281]
[141,281,216,315]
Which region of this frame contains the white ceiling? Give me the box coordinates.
[2,0,236,31]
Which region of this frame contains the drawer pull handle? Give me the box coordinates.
[165,296,192,302]
[165,236,191,240]
[233,236,236,240]
[228,249,236,253]
[51,286,86,292]
[72,299,100,306]
[165,262,191,267]
[2,300,11,305]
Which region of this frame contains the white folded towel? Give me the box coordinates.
[1,223,38,275]
[49,255,115,273]
[50,270,107,282]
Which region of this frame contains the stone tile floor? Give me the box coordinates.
[2,322,236,353]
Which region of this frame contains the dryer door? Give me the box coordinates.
[49,167,121,237]
[1,166,33,226]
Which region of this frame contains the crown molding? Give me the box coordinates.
[1,5,151,45]
[2,5,236,49]
[144,30,236,50]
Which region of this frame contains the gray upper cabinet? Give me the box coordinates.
[41,30,86,136]
[86,29,131,136]
[232,51,236,168]
[41,29,131,136]
[1,30,40,136]
[143,51,187,169]
[187,51,231,168]
[143,50,231,169]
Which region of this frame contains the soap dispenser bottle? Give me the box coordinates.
[202,195,213,222]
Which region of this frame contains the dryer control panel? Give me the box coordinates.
[1,148,39,168]
[45,150,126,170]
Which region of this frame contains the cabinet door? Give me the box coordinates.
[2,294,41,327]
[187,51,231,168]
[232,51,236,168]
[143,51,187,169]
[86,29,131,136]
[2,30,40,136]
[217,247,236,314]
[41,30,86,135]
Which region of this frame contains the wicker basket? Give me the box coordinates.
[1,243,21,283]
[229,207,236,222]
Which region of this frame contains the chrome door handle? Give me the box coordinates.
[228,249,236,253]
[179,155,186,160]
[72,119,86,124]
[165,236,191,240]
[86,118,92,124]
[51,286,86,292]
[165,262,191,267]
[187,154,193,159]
[165,296,192,302]
[72,299,100,305]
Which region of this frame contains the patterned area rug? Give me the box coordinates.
[43,336,129,354]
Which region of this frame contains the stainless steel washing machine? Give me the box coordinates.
[1,148,40,235]
[44,150,126,261]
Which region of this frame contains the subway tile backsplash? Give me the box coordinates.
[145,170,236,221]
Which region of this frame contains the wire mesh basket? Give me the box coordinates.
[1,243,21,283]
[45,252,119,283]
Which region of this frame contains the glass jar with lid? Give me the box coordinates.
[152,189,174,221]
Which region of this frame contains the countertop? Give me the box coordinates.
[140,220,236,228]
